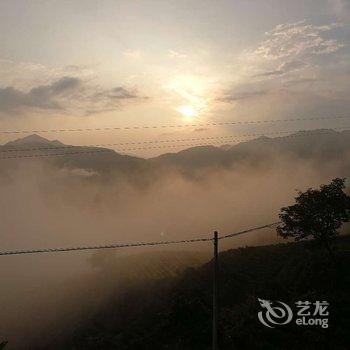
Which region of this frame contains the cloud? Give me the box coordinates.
[90,86,149,115]
[48,76,81,94]
[0,76,149,116]
[0,76,81,113]
[217,89,268,103]
[29,76,81,98]
[251,21,344,61]
[253,60,308,78]
[216,21,347,105]
[214,19,350,122]
[106,87,140,100]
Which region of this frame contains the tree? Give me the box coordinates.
[277,178,350,261]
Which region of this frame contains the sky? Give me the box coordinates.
[0,0,350,156]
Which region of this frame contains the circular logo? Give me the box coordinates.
[258,298,293,328]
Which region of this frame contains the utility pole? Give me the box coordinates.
[212,231,219,350]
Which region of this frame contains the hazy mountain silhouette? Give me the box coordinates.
[0,134,145,173]
[2,129,350,174]
[4,134,65,148]
[151,129,350,172]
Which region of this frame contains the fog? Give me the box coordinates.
[0,152,347,349]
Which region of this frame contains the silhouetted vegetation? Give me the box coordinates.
[277,178,350,262]
[65,235,350,350]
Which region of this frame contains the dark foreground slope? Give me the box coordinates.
[66,236,350,350]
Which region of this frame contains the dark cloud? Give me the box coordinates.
[282,77,319,86]
[217,90,268,103]
[92,86,148,103]
[0,76,81,113]
[0,86,60,112]
[253,60,308,78]
[0,77,148,116]
[108,87,139,100]
[49,76,81,94]
[94,86,149,101]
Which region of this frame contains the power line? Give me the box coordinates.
[0,115,349,135]
[1,127,349,154]
[0,238,211,256]
[0,222,278,256]
[0,148,114,160]
[0,128,348,160]
[219,222,280,239]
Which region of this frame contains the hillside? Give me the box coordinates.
[65,235,350,350]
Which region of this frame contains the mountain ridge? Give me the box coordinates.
[2,129,350,175]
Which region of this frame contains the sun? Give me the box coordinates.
[176,105,198,119]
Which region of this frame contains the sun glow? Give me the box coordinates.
[176,105,198,119]
[164,75,209,120]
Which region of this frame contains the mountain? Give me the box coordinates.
[4,134,65,148]
[2,129,350,176]
[151,129,350,172]
[151,145,229,170]
[0,134,146,173]
[227,129,350,161]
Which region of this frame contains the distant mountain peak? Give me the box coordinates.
[4,134,65,147]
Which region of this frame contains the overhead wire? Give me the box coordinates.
[0,115,349,135]
[0,127,348,160]
[0,237,211,256]
[0,223,279,256]
[1,126,349,154]
[219,222,280,239]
